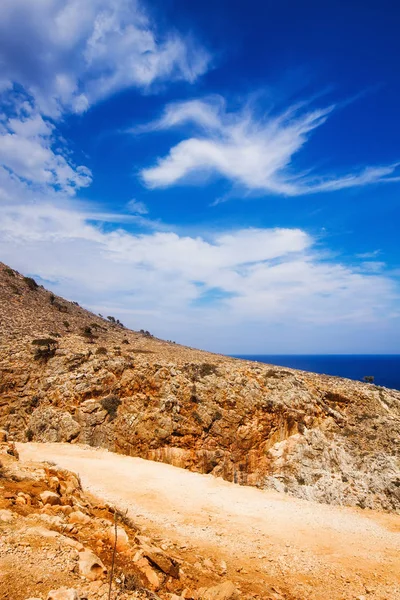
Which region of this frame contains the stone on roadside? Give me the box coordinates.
[78,548,107,581]
[68,510,90,525]
[40,491,61,506]
[47,589,79,600]
[196,581,240,600]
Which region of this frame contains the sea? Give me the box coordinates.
[232,355,400,391]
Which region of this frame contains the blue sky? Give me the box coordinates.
[0,0,399,353]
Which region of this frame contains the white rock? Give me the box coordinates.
[40,491,61,506]
[46,589,79,600]
[78,548,107,581]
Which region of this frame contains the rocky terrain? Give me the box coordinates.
[0,261,399,513]
[0,437,249,600]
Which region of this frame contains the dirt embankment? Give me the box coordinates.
[16,442,400,600]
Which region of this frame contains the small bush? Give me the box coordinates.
[49,293,55,304]
[54,301,68,313]
[121,572,141,591]
[139,329,152,337]
[100,395,121,420]
[26,429,34,441]
[122,338,129,344]
[8,406,16,415]
[96,346,108,355]
[63,320,70,328]
[198,363,219,377]
[49,331,62,338]
[10,284,21,295]
[23,276,38,290]
[363,375,374,384]
[4,267,15,277]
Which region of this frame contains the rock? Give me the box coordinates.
[78,548,107,581]
[29,408,81,443]
[46,589,79,600]
[143,546,180,578]
[0,429,8,442]
[68,510,90,524]
[107,524,130,551]
[40,491,61,506]
[196,581,240,600]
[135,557,161,590]
[218,560,227,575]
[0,509,14,523]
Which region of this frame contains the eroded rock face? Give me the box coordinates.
[0,261,399,512]
[29,408,80,443]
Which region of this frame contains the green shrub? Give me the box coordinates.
[4,267,15,277]
[100,395,121,420]
[23,276,38,290]
[26,429,34,441]
[49,293,55,304]
[122,338,129,344]
[63,320,70,328]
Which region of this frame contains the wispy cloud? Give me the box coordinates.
[127,199,149,214]
[0,197,398,352]
[139,96,400,196]
[0,0,211,117]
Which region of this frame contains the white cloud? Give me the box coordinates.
[0,198,398,353]
[0,0,210,117]
[0,107,92,195]
[127,198,148,214]
[139,96,400,196]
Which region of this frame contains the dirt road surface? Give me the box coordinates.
[17,443,400,599]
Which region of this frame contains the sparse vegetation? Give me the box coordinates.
[122,338,129,344]
[23,276,38,290]
[31,338,58,361]
[49,293,55,304]
[139,329,152,337]
[25,429,34,441]
[49,331,62,338]
[96,346,108,355]
[63,320,70,328]
[364,375,375,384]
[53,301,68,313]
[100,395,121,420]
[4,267,15,276]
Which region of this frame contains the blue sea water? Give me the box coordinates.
[232,355,400,391]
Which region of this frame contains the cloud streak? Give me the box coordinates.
[0,0,210,117]
[139,96,400,196]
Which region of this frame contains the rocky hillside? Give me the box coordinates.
[0,262,399,512]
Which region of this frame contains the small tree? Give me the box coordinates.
[32,338,58,361]
[363,375,374,384]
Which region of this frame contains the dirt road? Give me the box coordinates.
[17,443,400,599]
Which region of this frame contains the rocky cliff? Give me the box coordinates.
[0,262,399,512]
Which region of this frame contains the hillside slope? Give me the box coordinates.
[0,261,399,512]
